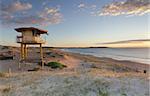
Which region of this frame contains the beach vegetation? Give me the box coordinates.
[0,56,13,60]
[0,72,7,77]
[28,67,41,71]
[45,62,67,69]
[121,93,127,96]
[2,87,11,93]
[98,89,109,96]
[2,46,9,50]
[120,87,127,96]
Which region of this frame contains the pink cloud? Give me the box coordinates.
[99,0,150,16]
[0,2,63,26]
[1,1,32,13]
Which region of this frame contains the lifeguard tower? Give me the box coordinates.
[15,27,48,68]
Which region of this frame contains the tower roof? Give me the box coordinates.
[15,27,48,34]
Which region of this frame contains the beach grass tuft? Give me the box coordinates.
[2,87,11,93]
[0,72,7,77]
[98,90,109,96]
[46,62,67,69]
[28,67,41,71]
[2,46,9,50]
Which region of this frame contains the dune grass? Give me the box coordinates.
[0,72,7,77]
[45,62,67,69]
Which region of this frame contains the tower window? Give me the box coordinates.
[32,30,37,36]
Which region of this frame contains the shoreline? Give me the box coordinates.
[62,50,150,71]
[61,48,150,65]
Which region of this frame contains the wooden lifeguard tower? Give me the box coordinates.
[15,27,48,68]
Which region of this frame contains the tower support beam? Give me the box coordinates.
[40,43,44,69]
[21,43,25,61]
[24,44,27,60]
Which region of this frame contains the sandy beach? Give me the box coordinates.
[1,0,150,95]
[0,45,149,96]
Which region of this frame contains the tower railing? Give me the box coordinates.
[16,36,46,44]
[16,36,22,43]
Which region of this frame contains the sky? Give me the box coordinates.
[0,0,149,47]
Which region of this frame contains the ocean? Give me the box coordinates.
[62,48,150,64]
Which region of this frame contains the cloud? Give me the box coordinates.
[0,1,33,25]
[78,3,85,8]
[42,1,47,6]
[44,7,59,15]
[38,7,63,25]
[1,1,32,13]
[99,39,150,44]
[0,1,63,26]
[77,3,97,15]
[10,15,45,25]
[96,39,150,48]
[90,5,97,10]
[98,0,150,16]
[78,3,97,10]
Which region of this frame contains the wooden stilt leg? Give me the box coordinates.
[19,43,23,69]
[22,44,24,60]
[18,62,21,69]
[24,44,26,60]
[21,43,24,60]
[19,43,28,69]
[20,43,22,60]
[40,44,44,69]
[26,45,27,59]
